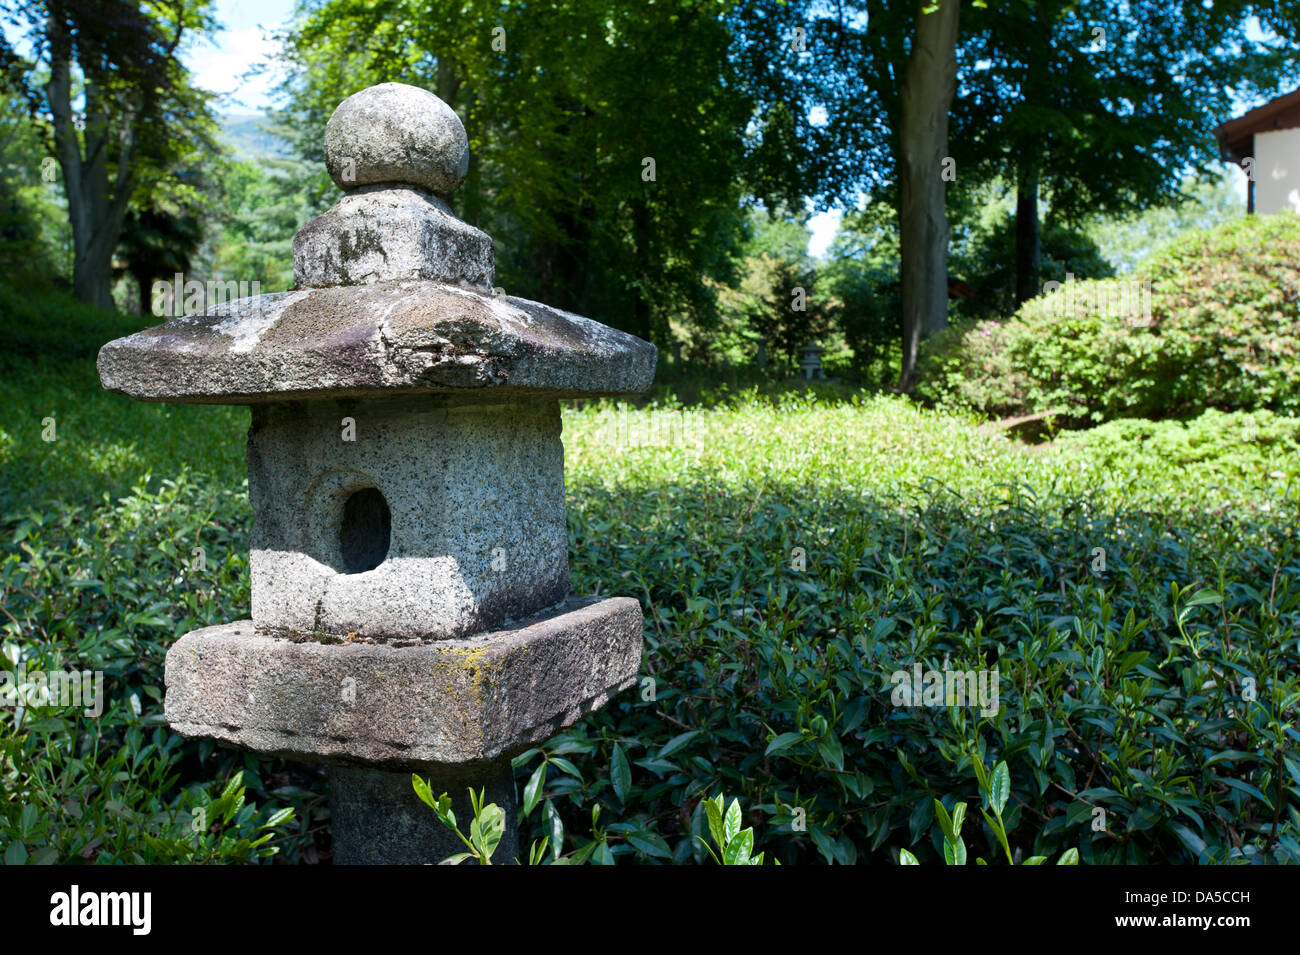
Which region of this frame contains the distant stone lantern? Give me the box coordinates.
[798,341,825,381]
[98,82,656,864]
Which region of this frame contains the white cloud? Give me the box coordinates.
[186,28,284,112]
[808,209,842,259]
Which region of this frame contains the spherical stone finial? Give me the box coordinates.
[324,82,469,198]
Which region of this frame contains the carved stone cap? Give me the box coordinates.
[324,82,469,197]
[98,280,657,402]
[294,82,493,289]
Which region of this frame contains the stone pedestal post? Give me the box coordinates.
[99,82,656,864]
[329,763,518,865]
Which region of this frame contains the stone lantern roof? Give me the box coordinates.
[97,82,656,404]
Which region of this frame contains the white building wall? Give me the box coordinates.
[1256,127,1300,215]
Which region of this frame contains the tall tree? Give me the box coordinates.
[954,0,1300,306]
[733,0,968,391]
[1,0,217,307]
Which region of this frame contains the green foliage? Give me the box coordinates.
[0,89,69,281]
[494,395,1300,864]
[705,207,830,374]
[1054,411,1300,488]
[0,475,310,862]
[206,143,316,294]
[0,301,320,862]
[919,213,1300,424]
[5,294,1298,865]
[913,758,1079,865]
[411,781,507,865]
[0,283,144,366]
[1085,173,1245,275]
[699,794,771,864]
[820,204,902,385]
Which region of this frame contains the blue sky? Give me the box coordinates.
[185,0,297,113]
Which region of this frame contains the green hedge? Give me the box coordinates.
[919,212,1300,425]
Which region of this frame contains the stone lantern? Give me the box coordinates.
[97,82,656,863]
[798,341,825,381]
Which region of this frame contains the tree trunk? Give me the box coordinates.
[630,196,653,341]
[45,15,138,310]
[1014,164,1040,305]
[895,0,960,394]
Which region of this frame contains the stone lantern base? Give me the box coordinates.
[164,596,642,863]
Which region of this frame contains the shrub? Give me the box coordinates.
[0,478,313,863]
[919,212,1300,424]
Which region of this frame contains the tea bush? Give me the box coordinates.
[918,212,1300,425]
[2,296,1297,864]
[499,397,1300,864]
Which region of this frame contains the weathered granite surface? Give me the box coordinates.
[96,280,657,401]
[324,83,469,197]
[293,186,494,289]
[300,82,485,288]
[164,596,644,768]
[247,394,568,640]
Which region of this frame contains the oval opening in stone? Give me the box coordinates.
[339,487,391,574]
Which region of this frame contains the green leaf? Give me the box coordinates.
[543,799,564,861]
[943,835,967,865]
[723,827,753,865]
[220,771,243,801]
[990,761,1011,816]
[610,743,631,804]
[528,837,550,866]
[1115,651,1150,679]
[1056,848,1080,865]
[933,799,955,842]
[627,831,673,859]
[899,848,919,865]
[411,773,435,809]
[982,808,1013,864]
[264,807,294,828]
[28,847,59,865]
[522,762,547,818]
[548,757,584,781]
[1284,756,1300,788]
[764,731,806,756]
[724,798,742,843]
[470,803,505,862]
[817,734,845,771]
[705,795,725,851]
[657,730,700,759]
